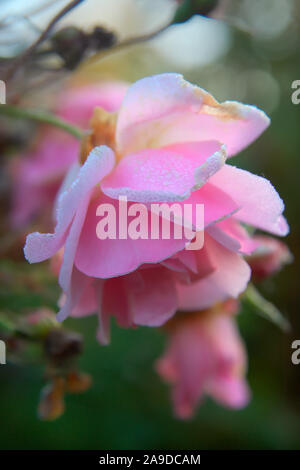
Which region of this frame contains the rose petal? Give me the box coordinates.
[116,73,270,157]
[210,164,288,236]
[207,218,259,255]
[24,146,115,277]
[129,267,178,327]
[101,141,226,202]
[177,235,251,310]
[75,195,188,279]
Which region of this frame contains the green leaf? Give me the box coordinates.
[243,283,291,332]
[0,313,16,333]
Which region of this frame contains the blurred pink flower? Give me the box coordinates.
[10,82,128,228]
[26,308,57,326]
[24,74,288,333]
[156,301,250,419]
[247,235,293,280]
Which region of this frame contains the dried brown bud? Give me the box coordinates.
[66,371,92,394]
[44,329,83,363]
[38,377,65,421]
[90,26,117,50]
[52,26,89,70]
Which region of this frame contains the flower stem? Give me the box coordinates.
[0,104,83,139]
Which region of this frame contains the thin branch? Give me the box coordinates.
[0,104,83,139]
[26,0,65,19]
[3,0,85,82]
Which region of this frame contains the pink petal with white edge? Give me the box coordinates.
[210,164,288,236]
[116,73,270,157]
[101,141,226,202]
[58,196,90,292]
[24,146,115,265]
[117,74,203,154]
[177,235,251,311]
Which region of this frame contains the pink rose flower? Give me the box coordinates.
[156,301,250,419]
[10,82,128,228]
[24,74,288,336]
[51,227,257,344]
[247,235,293,280]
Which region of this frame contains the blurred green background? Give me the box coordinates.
[0,0,300,449]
